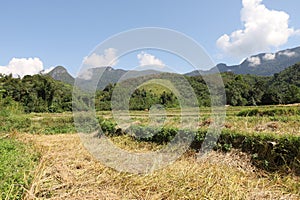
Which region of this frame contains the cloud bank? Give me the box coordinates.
[137,52,165,68]
[0,57,44,78]
[83,48,118,68]
[263,53,276,61]
[79,48,119,80]
[247,56,261,67]
[278,50,297,57]
[217,0,299,58]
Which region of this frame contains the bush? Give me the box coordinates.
[213,130,300,174]
[0,97,31,133]
[73,112,99,133]
[99,118,117,136]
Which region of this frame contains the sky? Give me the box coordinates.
[0,0,300,77]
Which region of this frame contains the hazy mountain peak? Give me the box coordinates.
[47,66,74,85]
[186,46,300,76]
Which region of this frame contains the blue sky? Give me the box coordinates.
[0,0,300,76]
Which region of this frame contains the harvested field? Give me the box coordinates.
[15,133,300,200]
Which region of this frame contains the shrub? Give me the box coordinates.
[214,130,300,174]
[99,118,117,136]
[73,112,99,133]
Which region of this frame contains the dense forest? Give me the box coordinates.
[95,63,300,110]
[0,63,299,113]
[0,74,73,113]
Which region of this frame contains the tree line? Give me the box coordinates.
[0,74,72,113]
[95,63,299,110]
[0,63,299,113]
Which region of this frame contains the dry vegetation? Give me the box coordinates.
[15,132,299,200]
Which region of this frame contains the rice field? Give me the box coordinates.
[1,105,300,199]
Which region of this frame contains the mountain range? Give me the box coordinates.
[186,46,300,76]
[47,46,300,88]
[74,67,163,90]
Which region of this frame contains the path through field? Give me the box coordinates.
[18,133,299,200]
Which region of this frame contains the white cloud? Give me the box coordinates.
[42,66,56,74]
[0,57,44,77]
[278,50,297,57]
[77,69,93,80]
[217,0,299,58]
[83,48,118,68]
[247,56,261,67]
[263,53,276,61]
[137,52,165,68]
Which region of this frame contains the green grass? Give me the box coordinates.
[0,105,298,138]
[29,116,76,134]
[0,114,31,133]
[139,80,177,95]
[237,107,300,117]
[0,137,39,199]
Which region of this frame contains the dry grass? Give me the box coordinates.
[15,133,300,200]
[98,107,300,136]
[226,116,300,136]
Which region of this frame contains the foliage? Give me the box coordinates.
[94,63,300,109]
[126,126,179,144]
[0,95,31,133]
[0,63,299,113]
[73,112,99,133]
[261,63,300,105]
[0,138,39,199]
[0,74,73,113]
[216,130,300,174]
[29,116,76,134]
[98,117,118,136]
[95,83,180,111]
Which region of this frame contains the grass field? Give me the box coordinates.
[1,105,299,199]
[99,105,300,136]
[0,136,39,200]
